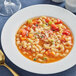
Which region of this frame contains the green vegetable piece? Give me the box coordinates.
[44,57,47,60]
[51,39,54,42]
[42,24,46,27]
[36,24,38,27]
[33,58,36,61]
[48,21,52,25]
[26,34,28,36]
[56,41,57,42]
[35,36,37,38]
[40,36,43,38]
[60,33,62,35]
[27,19,32,24]
[52,42,55,45]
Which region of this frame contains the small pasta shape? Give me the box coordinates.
[41,50,45,53]
[27,43,31,46]
[29,56,32,58]
[41,16,46,19]
[36,45,42,51]
[37,54,43,57]
[55,53,59,57]
[21,41,27,48]
[16,38,20,41]
[33,53,35,56]
[65,49,69,53]
[19,46,22,49]
[36,47,39,52]
[22,25,26,28]
[23,51,27,54]
[16,41,20,45]
[34,39,39,44]
[27,46,31,50]
[44,44,50,49]
[27,38,33,43]
[31,48,36,52]
[38,58,43,62]
[63,54,66,56]
[64,41,72,46]
[56,44,64,52]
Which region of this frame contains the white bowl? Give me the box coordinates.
[1,4,76,74]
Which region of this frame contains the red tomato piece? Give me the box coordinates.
[56,19,62,24]
[27,23,32,27]
[32,20,38,25]
[62,29,70,35]
[45,18,50,23]
[51,24,58,31]
[20,29,26,36]
[25,27,30,31]
[61,35,67,42]
[32,25,36,30]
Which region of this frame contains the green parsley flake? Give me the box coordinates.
[40,36,43,38]
[36,24,38,27]
[44,57,47,60]
[33,58,36,61]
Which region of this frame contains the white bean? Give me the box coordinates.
[17,41,20,45]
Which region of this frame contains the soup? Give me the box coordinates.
[15,16,73,63]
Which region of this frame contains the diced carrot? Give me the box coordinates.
[20,37,26,41]
[28,34,33,38]
[45,51,50,56]
[32,20,38,25]
[50,51,55,56]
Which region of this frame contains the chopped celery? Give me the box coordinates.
[44,57,47,60]
[52,42,55,45]
[50,39,54,42]
[48,21,52,25]
[42,24,46,27]
[27,19,32,24]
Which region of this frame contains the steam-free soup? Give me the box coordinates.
[15,16,73,63]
